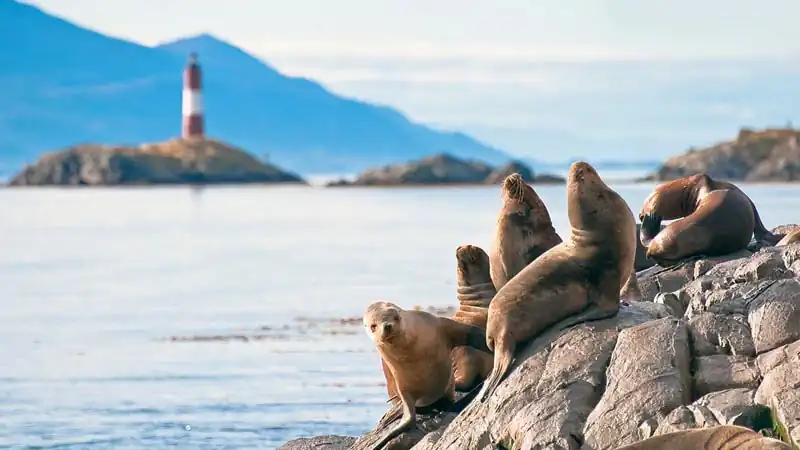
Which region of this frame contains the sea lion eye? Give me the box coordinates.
[370,324,377,332]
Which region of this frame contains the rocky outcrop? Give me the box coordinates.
[325,154,565,187]
[8,138,306,186]
[281,238,800,450]
[641,127,800,182]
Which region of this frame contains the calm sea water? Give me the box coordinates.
[1,172,799,449]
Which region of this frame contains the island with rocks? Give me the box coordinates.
[641,127,800,182]
[7,138,306,186]
[325,154,565,187]
[279,167,800,450]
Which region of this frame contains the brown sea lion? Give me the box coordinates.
[451,244,496,392]
[614,425,792,450]
[639,174,779,265]
[489,172,563,291]
[363,301,489,450]
[777,228,800,246]
[476,161,636,402]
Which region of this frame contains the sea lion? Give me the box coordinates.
[451,244,496,392]
[489,172,563,291]
[777,228,800,246]
[639,174,779,265]
[614,425,792,450]
[363,301,490,450]
[476,161,636,402]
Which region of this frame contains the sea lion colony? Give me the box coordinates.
[359,164,788,450]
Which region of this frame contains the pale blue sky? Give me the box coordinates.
[21,0,800,161]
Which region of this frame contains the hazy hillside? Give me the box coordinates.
[0,0,513,174]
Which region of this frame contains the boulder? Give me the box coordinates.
[693,355,760,397]
[8,138,305,186]
[582,317,692,449]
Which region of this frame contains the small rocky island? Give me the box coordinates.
[642,127,800,182]
[326,154,565,187]
[7,138,306,186]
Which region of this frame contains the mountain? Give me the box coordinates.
[0,0,513,175]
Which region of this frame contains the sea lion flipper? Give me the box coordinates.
[370,385,416,450]
[438,317,490,353]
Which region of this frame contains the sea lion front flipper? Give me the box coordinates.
[370,382,417,450]
[438,317,490,353]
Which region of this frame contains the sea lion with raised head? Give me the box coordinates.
[639,174,779,265]
[476,161,636,402]
[614,425,792,450]
[489,172,563,291]
[450,244,496,392]
[363,301,490,450]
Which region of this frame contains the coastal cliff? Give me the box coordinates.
[280,232,800,450]
[8,138,305,186]
[326,155,565,187]
[642,128,800,182]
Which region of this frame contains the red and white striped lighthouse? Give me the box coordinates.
[182,52,204,139]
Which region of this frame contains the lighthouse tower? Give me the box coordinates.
[182,52,204,139]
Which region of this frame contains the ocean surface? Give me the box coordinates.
[2,171,799,449]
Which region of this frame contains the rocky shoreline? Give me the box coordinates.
[641,127,800,182]
[279,223,800,450]
[325,154,565,187]
[7,138,306,186]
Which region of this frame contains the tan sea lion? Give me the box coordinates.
[476,161,636,402]
[639,174,779,265]
[489,172,563,291]
[450,244,496,392]
[614,425,792,450]
[777,228,800,246]
[363,301,490,450]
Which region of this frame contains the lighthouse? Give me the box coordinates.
[182,52,204,139]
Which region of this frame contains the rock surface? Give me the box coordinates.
[641,127,800,182]
[282,242,800,450]
[8,138,305,186]
[326,154,565,187]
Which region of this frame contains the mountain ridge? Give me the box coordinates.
[0,0,514,174]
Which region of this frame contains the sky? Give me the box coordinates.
[21,0,800,161]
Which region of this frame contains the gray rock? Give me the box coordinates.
[748,279,800,355]
[693,355,761,397]
[755,342,800,445]
[277,435,357,450]
[636,251,751,303]
[581,317,692,450]
[757,339,800,376]
[688,312,756,357]
[782,243,800,277]
[650,388,772,435]
[409,303,666,450]
[733,247,794,283]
